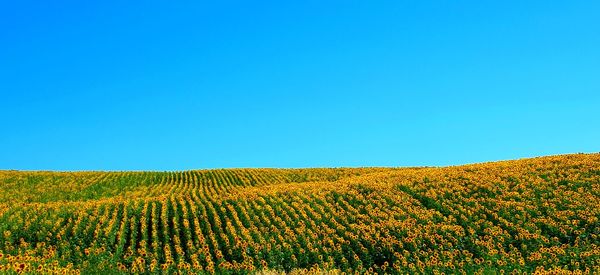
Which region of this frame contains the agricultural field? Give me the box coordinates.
[0,154,598,274]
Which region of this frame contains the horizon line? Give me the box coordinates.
[1,151,597,173]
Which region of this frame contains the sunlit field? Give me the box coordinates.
[0,154,598,274]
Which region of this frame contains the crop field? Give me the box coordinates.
[0,154,598,274]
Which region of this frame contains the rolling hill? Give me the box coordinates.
[0,154,598,274]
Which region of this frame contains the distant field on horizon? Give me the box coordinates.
[0,153,598,274]
[4,152,597,173]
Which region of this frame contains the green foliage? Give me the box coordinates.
[0,154,598,274]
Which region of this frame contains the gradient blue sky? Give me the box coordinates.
[1,1,599,170]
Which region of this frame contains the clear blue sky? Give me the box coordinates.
[1,1,599,171]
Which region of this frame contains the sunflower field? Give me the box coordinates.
[0,154,598,274]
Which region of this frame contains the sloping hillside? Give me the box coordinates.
[0,154,598,273]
